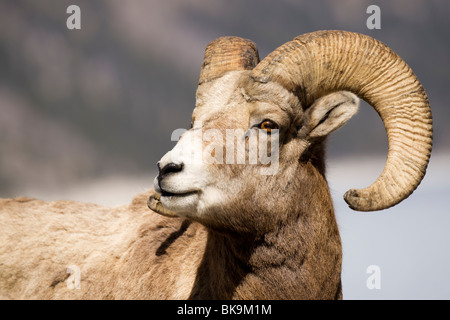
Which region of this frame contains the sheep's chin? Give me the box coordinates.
[147,192,179,218]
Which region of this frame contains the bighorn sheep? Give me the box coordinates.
[0,31,432,300]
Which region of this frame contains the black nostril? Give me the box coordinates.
[158,162,183,180]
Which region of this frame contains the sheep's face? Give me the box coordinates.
[154,71,358,233]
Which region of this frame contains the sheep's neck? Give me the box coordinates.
[188,231,253,299]
[189,167,343,299]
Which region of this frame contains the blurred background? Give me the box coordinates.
[0,0,449,299]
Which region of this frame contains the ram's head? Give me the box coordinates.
[149,31,432,233]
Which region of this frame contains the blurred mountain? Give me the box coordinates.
[0,0,449,196]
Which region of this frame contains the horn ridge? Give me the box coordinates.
[199,36,260,84]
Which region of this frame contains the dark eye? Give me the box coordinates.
[258,120,279,133]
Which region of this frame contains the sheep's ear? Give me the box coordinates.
[300,91,359,139]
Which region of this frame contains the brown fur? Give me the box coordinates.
[0,193,203,299]
[188,158,342,299]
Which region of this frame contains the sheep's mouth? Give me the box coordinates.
[161,190,198,198]
[147,192,178,218]
[148,190,199,217]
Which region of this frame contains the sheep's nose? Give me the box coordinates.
[157,162,183,182]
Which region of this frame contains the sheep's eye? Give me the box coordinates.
[259,120,279,133]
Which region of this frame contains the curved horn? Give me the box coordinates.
[252,30,432,211]
[199,36,260,84]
